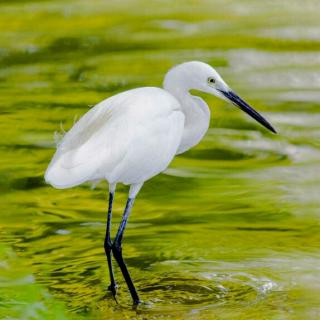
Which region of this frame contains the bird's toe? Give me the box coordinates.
[133,299,142,306]
[108,283,118,300]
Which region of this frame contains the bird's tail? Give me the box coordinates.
[45,151,99,189]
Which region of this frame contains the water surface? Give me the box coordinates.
[0,0,320,319]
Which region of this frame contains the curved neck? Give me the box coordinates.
[163,79,210,154]
[163,76,209,119]
[163,81,185,100]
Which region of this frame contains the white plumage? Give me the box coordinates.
[45,61,275,195]
[45,87,184,193]
[44,61,276,304]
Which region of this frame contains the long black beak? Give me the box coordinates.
[220,90,277,134]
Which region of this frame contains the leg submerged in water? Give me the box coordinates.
[104,184,117,299]
[112,183,143,305]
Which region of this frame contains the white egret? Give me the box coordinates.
[45,61,276,305]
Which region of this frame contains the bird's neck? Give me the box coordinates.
[163,83,210,154]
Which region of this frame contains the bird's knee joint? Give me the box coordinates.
[111,242,122,254]
[104,240,112,253]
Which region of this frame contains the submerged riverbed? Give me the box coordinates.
[0,0,320,319]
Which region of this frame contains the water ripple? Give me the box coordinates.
[137,261,278,311]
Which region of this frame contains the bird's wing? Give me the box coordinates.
[45,87,182,188]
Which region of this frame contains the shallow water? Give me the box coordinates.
[0,0,320,319]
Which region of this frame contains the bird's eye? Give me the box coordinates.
[208,77,216,84]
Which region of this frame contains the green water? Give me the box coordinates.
[1,0,320,319]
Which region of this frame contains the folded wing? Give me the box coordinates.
[45,87,183,188]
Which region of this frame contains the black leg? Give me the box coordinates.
[112,197,141,305]
[104,192,117,299]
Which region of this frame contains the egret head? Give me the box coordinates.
[164,61,276,133]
